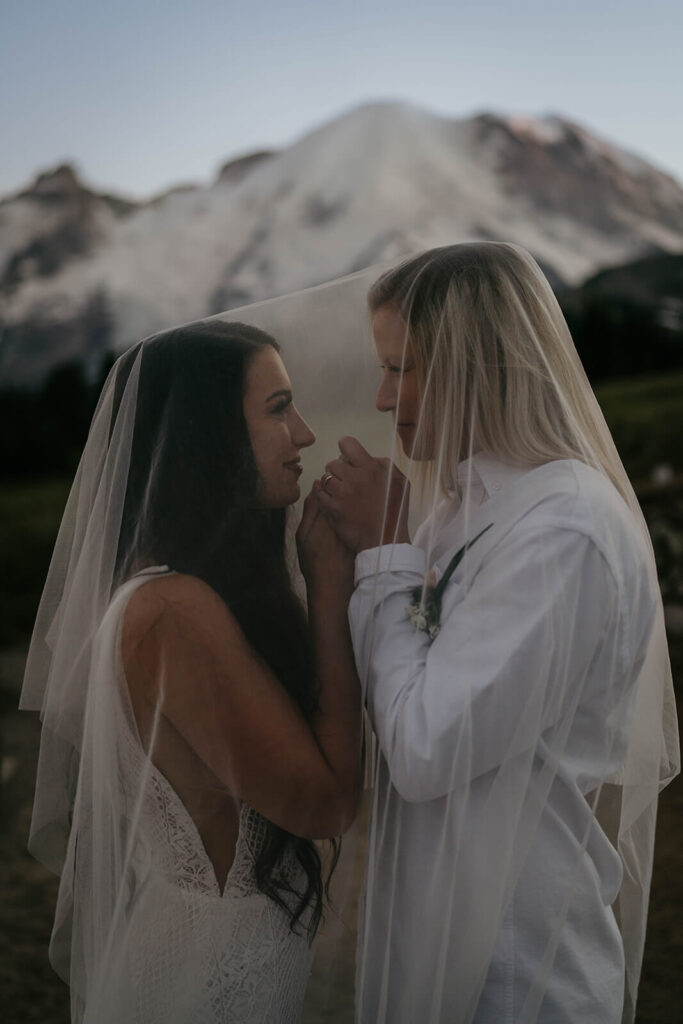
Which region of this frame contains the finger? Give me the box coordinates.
[310,480,325,504]
[315,487,340,519]
[298,489,320,533]
[314,480,338,508]
[324,458,351,482]
[338,436,372,466]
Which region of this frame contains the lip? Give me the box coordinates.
[284,460,303,477]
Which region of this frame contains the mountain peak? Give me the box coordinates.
[24,163,84,200]
[217,149,277,185]
[501,113,569,145]
[2,101,683,386]
[11,162,138,219]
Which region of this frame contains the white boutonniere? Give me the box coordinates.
[407,524,493,640]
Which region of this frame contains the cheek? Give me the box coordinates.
[248,423,275,474]
[402,377,420,417]
[252,422,288,470]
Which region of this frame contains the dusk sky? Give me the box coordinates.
[2,0,682,199]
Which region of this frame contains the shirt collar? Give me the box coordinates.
[456,451,532,499]
[415,452,536,558]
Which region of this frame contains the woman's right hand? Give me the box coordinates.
[316,437,410,553]
[296,483,355,601]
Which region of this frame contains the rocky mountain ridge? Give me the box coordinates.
[2,101,682,385]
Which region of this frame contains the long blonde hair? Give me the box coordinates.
[368,242,630,503]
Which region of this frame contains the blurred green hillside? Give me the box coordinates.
[596,372,683,481]
[1,370,682,650]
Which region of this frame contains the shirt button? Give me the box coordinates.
[492,482,502,491]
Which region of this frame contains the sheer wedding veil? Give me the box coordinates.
[351,242,678,1023]
[20,241,678,1023]
[19,278,378,1022]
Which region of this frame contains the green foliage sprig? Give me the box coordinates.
[406,523,494,640]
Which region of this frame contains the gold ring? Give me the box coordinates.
[322,472,333,490]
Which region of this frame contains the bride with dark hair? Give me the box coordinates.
[21,318,362,1023]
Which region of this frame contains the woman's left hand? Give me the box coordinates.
[296,484,355,600]
[316,436,410,554]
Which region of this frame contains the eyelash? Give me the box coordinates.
[271,400,291,414]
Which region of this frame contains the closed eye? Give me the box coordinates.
[380,364,413,375]
[266,388,294,415]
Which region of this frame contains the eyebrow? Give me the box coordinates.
[265,388,292,403]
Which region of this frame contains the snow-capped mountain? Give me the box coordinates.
[0,164,137,287]
[2,101,683,385]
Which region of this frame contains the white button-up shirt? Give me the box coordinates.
[348,454,657,1024]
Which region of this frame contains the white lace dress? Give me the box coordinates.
[75,570,315,1024]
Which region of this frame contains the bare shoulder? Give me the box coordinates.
[122,573,245,665]
[124,572,235,623]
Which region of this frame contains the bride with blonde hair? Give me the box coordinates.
[316,241,679,1023]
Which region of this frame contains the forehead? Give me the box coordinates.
[245,346,291,398]
[372,304,410,357]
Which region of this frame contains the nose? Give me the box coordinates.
[376,371,397,413]
[292,408,316,448]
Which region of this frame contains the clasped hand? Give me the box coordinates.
[316,436,410,554]
[297,436,410,604]
[296,480,355,601]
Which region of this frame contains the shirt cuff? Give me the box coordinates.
[354,543,426,585]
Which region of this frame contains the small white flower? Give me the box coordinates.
[405,523,494,642]
[406,603,428,630]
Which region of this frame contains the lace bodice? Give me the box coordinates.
[124,753,313,1023]
[138,756,271,900]
[99,571,315,1023]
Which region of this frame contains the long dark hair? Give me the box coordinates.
[112,319,335,936]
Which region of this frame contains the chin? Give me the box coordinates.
[281,483,301,507]
[402,443,434,462]
[397,426,414,453]
[261,485,300,509]
[398,431,432,461]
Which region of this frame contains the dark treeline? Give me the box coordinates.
[1,269,683,480]
[565,297,683,382]
[561,251,683,381]
[0,353,115,480]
